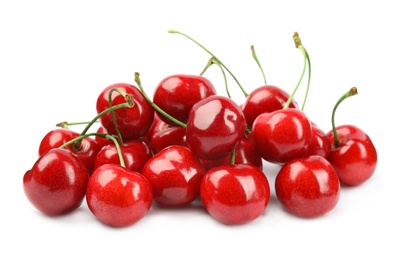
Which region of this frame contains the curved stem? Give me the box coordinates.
[134,72,187,128]
[331,87,358,147]
[200,57,231,98]
[299,45,311,111]
[56,121,97,129]
[108,88,129,145]
[251,45,267,85]
[168,29,248,97]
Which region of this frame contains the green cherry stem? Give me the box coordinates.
[331,87,358,147]
[293,32,311,111]
[56,121,94,129]
[200,57,231,98]
[72,95,134,150]
[230,149,236,165]
[251,45,267,85]
[108,88,130,145]
[60,132,127,168]
[134,72,187,128]
[168,29,248,97]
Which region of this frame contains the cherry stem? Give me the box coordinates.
[73,96,134,150]
[251,45,267,85]
[56,121,94,129]
[134,72,187,128]
[283,32,310,110]
[230,149,236,165]
[168,29,248,97]
[108,88,130,145]
[331,87,358,147]
[200,57,231,98]
[60,132,127,168]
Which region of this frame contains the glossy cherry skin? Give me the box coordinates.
[275,155,341,218]
[200,164,270,225]
[144,112,169,144]
[149,126,187,154]
[326,124,377,186]
[241,85,299,128]
[304,122,331,158]
[186,95,246,160]
[23,148,89,216]
[251,108,312,164]
[94,139,152,174]
[142,145,206,207]
[65,136,101,175]
[86,164,153,227]
[96,83,154,141]
[38,128,80,156]
[200,138,263,171]
[153,74,217,126]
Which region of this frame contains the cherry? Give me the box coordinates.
[241,85,299,128]
[252,108,312,164]
[86,163,153,227]
[23,148,89,216]
[141,145,206,207]
[94,125,117,149]
[304,122,331,158]
[326,87,377,186]
[275,155,341,218]
[144,112,169,144]
[149,126,187,154]
[63,136,101,175]
[96,83,154,142]
[153,74,217,126]
[94,139,152,173]
[38,128,80,156]
[200,164,270,225]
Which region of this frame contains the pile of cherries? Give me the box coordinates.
[23,30,378,227]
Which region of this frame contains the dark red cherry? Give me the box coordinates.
[64,136,101,175]
[304,122,331,158]
[38,128,80,157]
[149,126,187,154]
[96,83,154,141]
[94,139,152,174]
[86,164,153,227]
[275,155,341,218]
[200,164,270,225]
[153,74,217,126]
[142,145,206,207]
[23,148,89,216]
[241,85,299,128]
[185,95,246,160]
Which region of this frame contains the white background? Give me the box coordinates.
[1,1,407,259]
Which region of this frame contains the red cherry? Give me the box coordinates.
[241,85,299,127]
[96,83,154,141]
[38,128,80,156]
[153,74,217,126]
[186,95,246,160]
[304,122,331,158]
[251,108,312,164]
[94,125,117,149]
[86,164,153,227]
[200,164,270,225]
[64,136,101,175]
[275,155,341,218]
[149,126,187,154]
[144,112,169,144]
[200,138,263,171]
[327,124,377,186]
[23,148,89,216]
[94,139,152,173]
[142,145,206,207]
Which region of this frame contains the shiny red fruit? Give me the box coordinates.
[94,139,152,173]
[38,128,79,156]
[327,124,377,186]
[252,108,312,164]
[142,145,206,207]
[200,164,270,225]
[153,74,217,126]
[149,126,187,154]
[96,83,154,141]
[23,148,89,216]
[241,85,298,127]
[186,95,246,160]
[275,155,341,218]
[304,122,331,158]
[64,136,101,175]
[86,164,153,227]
